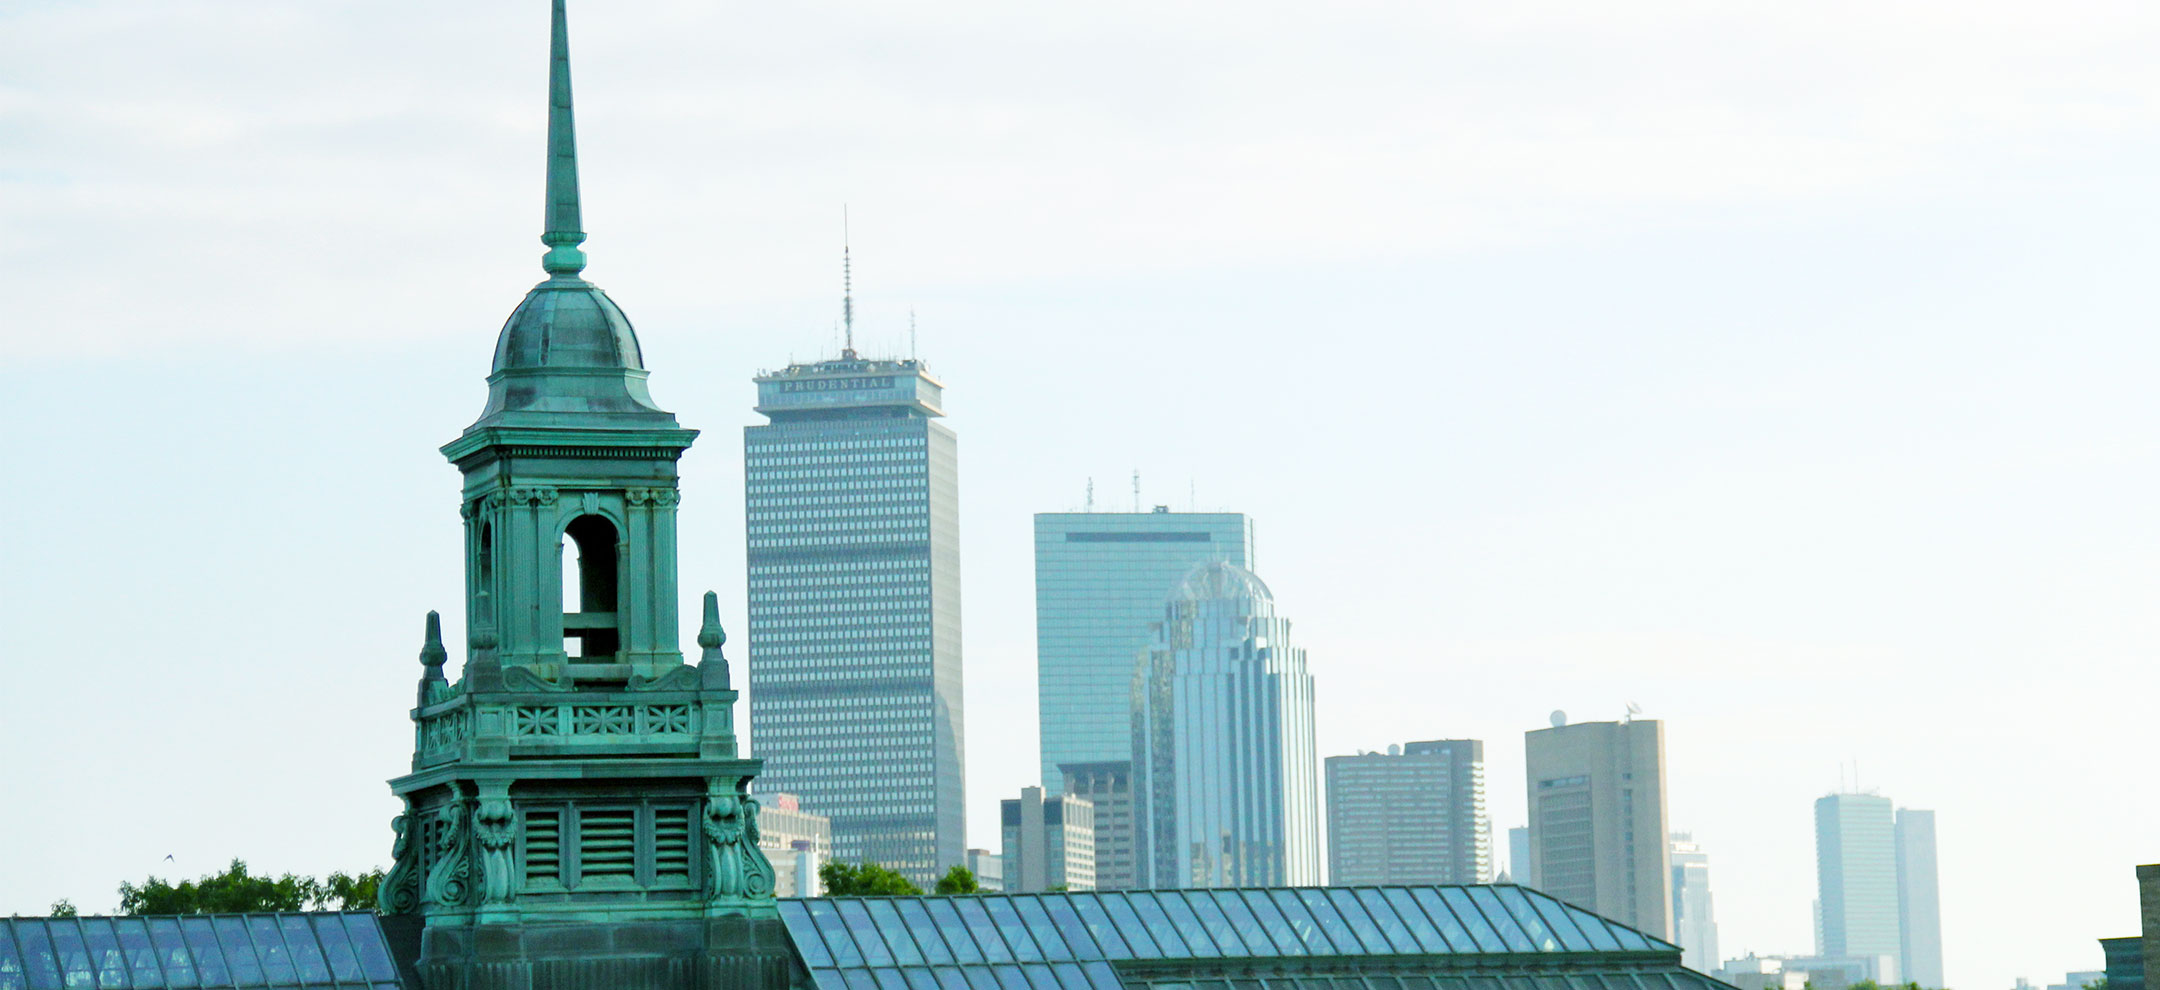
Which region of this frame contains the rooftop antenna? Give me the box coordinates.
[1132,471,1141,512]
[909,308,918,361]
[1188,480,1196,512]
[1085,478,1095,513]
[841,206,856,359]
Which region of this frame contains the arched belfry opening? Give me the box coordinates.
[562,513,621,660]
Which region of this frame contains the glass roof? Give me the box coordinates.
[0,914,401,990]
[781,886,1691,990]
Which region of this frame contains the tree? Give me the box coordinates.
[322,871,385,911]
[117,860,386,915]
[48,900,77,918]
[933,866,980,895]
[2084,979,2108,990]
[819,861,923,896]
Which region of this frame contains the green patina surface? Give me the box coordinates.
[379,0,779,954]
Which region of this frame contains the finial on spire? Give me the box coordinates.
[540,0,587,278]
[696,590,731,689]
[841,206,855,358]
[697,590,727,652]
[420,610,448,675]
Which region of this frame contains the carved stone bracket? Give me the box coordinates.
[377,804,422,916]
[422,787,474,910]
[701,780,775,906]
[473,786,516,908]
[626,488,681,506]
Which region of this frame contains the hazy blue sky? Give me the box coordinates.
[5,1,2158,987]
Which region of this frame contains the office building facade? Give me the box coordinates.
[1895,810,1944,988]
[1001,786,1096,892]
[1035,510,1253,793]
[1325,741,1491,886]
[1523,718,1673,939]
[759,793,834,898]
[1815,793,1903,981]
[964,849,1004,892]
[745,354,963,884]
[1133,562,1320,888]
[1670,833,1719,972]
[1062,761,1139,889]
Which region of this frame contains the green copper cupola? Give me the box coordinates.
[385,4,783,976]
[464,0,673,431]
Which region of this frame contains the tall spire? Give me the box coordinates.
[841,206,856,357]
[541,0,587,278]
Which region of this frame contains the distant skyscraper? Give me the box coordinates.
[1815,793,1901,981]
[964,849,1003,892]
[1034,509,1253,793]
[757,793,833,898]
[1509,826,1531,883]
[1062,761,1139,889]
[1895,809,1944,988]
[1132,561,1319,888]
[1001,786,1096,892]
[744,352,963,885]
[1523,717,1673,938]
[1325,741,1490,885]
[1669,832,1719,972]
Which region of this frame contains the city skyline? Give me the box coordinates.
[7,3,2159,989]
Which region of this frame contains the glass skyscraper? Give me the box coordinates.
[1814,793,1901,976]
[1132,561,1320,888]
[1034,510,1253,794]
[744,353,963,885]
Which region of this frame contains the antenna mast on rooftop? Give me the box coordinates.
[1085,478,1095,513]
[909,308,918,360]
[841,206,856,359]
[1132,471,1140,512]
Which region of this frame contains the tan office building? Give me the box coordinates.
[1524,717,1673,939]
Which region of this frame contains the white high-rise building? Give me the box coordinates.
[1132,561,1319,888]
[1669,832,1719,971]
[1815,793,1902,982]
[1895,809,1944,988]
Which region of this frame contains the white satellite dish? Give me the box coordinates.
[1549,710,1567,728]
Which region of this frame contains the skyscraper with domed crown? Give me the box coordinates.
[378,3,791,986]
[1130,561,1320,889]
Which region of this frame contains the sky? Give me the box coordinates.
[3,0,2158,986]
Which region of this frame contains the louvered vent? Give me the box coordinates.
[524,809,562,887]
[653,807,692,882]
[579,807,637,883]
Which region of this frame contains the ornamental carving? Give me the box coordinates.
[626,488,681,506]
[701,782,775,903]
[473,796,516,907]
[377,811,421,915]
[509,704,697,738]
[418,708,469,752]
[422,797,473,909]
[629,666,700,692]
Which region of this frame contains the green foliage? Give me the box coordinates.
[933,866,980,895]
[117,859,386,915]
[2084,980,2108,990]
[819,861,924,897]
[48,900,77,918]
[322,871,384,911]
